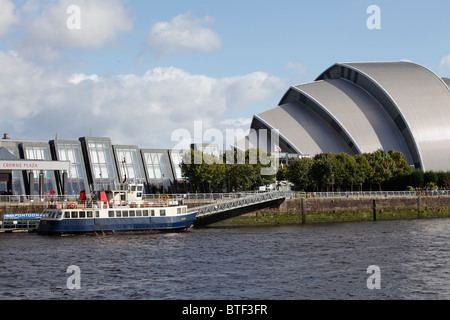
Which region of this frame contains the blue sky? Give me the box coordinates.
[1,0,450,149]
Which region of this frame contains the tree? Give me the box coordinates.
[286,157,314,191]
[388,149,412,175]
[424,171,438,187]
[181,149,225,193]
[364,149,396,190]
[334,152,359,191]
[354,154,372,191]
[310,152,338,192]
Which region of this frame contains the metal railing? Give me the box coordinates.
[1,189,449,204]
[192,191,287,217]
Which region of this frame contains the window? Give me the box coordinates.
[88,141,117,186]
[65,212,70,218]
[71,212,78,218]
[143,210,149,217]
[95,211,100,218]
[160,209,166,216]
[129,210,135,217]
[136,210,142,217]
[57,143,86,195]
[108,211,114,218]
[177,208,181,215]
[143,152,171,189]
[182,207,186,214]
[87,211,93,218]
[79,211,86,218]
[115,147,144,181]
[116,211,122,217]
[170,151,184,180]
[122,210,128,217]
[150,210,155,217]
[25,145,56,194]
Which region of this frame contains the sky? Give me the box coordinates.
[1,0,450,150]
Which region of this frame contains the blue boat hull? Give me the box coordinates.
[37,212,197,235]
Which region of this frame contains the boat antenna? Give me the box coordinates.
[122,157,128,183]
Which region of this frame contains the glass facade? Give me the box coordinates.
[0,144,24,195]
[142,150,172,192]
[54,142,87,195]
[1,136,190,196]
[114,146,145,183]
[84,139,118,189]
[169,150,185,181]
[22,144,57,194]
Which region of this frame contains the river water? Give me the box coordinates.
[1,218,450,300]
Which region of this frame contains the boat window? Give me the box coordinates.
[143,210,148,217]
[131,186,136,192]
[129,210,135,217]
[57,212,62,219]
[122,210,128,217]
[79,211,86,218]
[95,211,100,218]
[87,211,93,218]
[177,208,181,215]
[136,210,142,217]
[71,211,78,218]
[160,209,166,216]
[116,211,122,217]
[108,211,114,218]
[65,212,70,218]
[150,209,155,217]
[182,207,187,213]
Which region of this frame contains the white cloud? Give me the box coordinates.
[146,12,222,57]
[14,0,132,61]
[0,51,284,149]
[0,0,17,36]
[68,73,100,84]
[219,118,252,128]
[440,55,450,69]
[284,62,309,84]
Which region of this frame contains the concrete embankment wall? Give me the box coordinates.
[242,196,450,223]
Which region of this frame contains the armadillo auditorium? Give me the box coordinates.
[239,61,450,172]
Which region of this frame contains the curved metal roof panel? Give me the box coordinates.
[292,78,413,163]
[341,62,450,171]
[254,101,354,156]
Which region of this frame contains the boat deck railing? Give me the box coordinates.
[46,198,182,210]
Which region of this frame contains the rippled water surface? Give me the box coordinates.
[1,218,450,300]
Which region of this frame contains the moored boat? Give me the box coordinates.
[37,182,197,235]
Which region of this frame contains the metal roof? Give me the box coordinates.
[250,61,450,171]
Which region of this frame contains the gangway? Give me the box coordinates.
[190,191,286,227]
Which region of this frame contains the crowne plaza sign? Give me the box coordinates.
[0,160,70,171]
